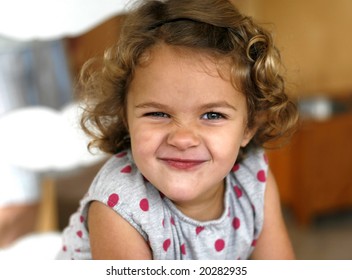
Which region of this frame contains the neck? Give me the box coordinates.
[173,182,225,222]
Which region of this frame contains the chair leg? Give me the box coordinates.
[35,177,58,232]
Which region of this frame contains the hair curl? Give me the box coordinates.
[79,0,298,161]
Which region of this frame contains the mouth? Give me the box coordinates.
[158,158,208,170]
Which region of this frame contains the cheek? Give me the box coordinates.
[130,125,161,156]
[206,127,244,161]
[209,126,245,148]
[216,144,240,167]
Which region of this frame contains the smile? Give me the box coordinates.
[159,158,208,170]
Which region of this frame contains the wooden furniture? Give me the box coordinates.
[35,178,58,232]
[267,112,352,225]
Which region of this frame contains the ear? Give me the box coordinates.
[240,126,257,147]
[240,112,264,147]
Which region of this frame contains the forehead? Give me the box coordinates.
[132,43,234,88]
[147,44,230,70]
[128,44,247,112]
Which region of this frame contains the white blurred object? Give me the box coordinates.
[0,104,105,257]
[0,161,40,206]
[0,0,132,41]
[0,232,61,260]
[0,103,106,171]
[298,96,333,121]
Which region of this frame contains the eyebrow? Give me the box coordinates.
[135,101,237,111]
[200,101,238,111]
[135,102,171,110]
[135,102,174,114]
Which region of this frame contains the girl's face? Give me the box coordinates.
[127,44,254,217]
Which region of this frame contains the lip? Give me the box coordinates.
[158,158,208,170]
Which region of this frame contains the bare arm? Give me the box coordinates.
[88,201,152,260]
[250,169,295,259]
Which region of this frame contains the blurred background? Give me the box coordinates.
[0,0,352,260]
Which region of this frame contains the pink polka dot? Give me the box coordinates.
[232,217,240,230]
[62,245,67,252]
[139,198,149,211]
[234,185,243,198]
[121,165,132,173]
[251,239,257,247]
[107,193,119,208]
[257,170,266,182]
[162,219,165,227]
[76,230,83,238]
[232,164,240,172]
[215,239,225,252]
[116,151,127,158]
[163,239,171,252]
[196,226,205,235]
[80,215,84,223]
[180,244,186,255]
[170,217,175,226]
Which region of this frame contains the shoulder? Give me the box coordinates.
[85,149,164,230]
[94,150,138,183]
[88,150,144,200]
[58,150,156,259]
[232,148,268,192]
[81,149,153,225]
[229,148,268,222]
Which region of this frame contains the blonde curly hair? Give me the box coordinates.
[79,0,298,162]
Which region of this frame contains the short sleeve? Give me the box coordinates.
[80,150,151,240]
[57,150,158,259]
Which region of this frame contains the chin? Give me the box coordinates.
[161,181,207,203]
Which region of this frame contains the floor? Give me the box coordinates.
[284,208,352,260]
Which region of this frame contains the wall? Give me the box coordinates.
[235,0,352,97]
[234,1,352,224]
[66,15,126,77]
[68,1,352,97]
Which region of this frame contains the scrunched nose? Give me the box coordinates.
[166,127,201,150]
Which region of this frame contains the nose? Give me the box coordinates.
[167,126,201,150]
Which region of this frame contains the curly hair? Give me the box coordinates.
[79,0,298,161]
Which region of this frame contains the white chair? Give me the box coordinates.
[0,103,106,259]
[0,103,105,171]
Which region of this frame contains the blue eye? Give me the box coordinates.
[202,112,225,120]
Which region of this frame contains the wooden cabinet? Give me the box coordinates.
[267,112,352,225]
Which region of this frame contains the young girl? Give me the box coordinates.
[58,0,298,260]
